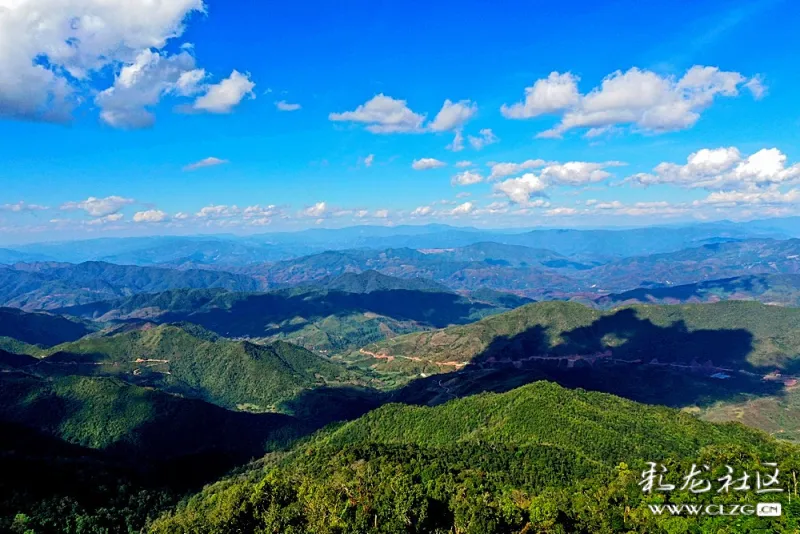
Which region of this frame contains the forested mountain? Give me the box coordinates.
[35,324,368,412]
[0,261,263,310]
[362,300,800,371]
[149,382,800,533]
[0,307,91,347]
[357,300,800,438]
[55,281,525,354]
[580,238,800,291]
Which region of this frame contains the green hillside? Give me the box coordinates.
[42,324,369,412]
[150,382,800,533]
[361,300,800,372]
[57,284,523,354]
[0,373,299,459]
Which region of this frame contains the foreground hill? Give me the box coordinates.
[357,300,800,438]
[0,261,263,310]
[56,278,526,354]
[594,274,800,307]
[362,300,800,371]
[150,381,800,533]
[38,324,368,412]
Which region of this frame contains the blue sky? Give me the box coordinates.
[0,0,798,244]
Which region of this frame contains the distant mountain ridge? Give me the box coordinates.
[0,261,263,310]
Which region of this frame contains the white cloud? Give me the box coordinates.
[429,99,477,132]
[467,128,499,150]
[448,202,475,216]
[133,209,169,223]
[1,201,48,212]
[195,205,240,218]
[412,158,446,170]
[410,206,433,217]
[275,100,301,111]
[492,161,619,204]
[95,49,204,128]
[446,129,465,152]
[697,189,800,207]
[329,94,426,133]
[192,70,256,113]
[545,207,578,216]
[363,154,375,167]
[474,201,510,215]
[503,66,762,138]
[302,202,327,218]
[451,170,484,186]
[183,157,229,171]
[0,0,205,123]
[540,161,619,185]
[85,213,124,226]
[455,161,473,168]
[373,209,390,218]
[493,173,548,205]
[630,147,800,190]
[61,196,134,217]
[488,159,547,180]
[173,212,190,220]
[456,192,472,199]
[501,72,581,119]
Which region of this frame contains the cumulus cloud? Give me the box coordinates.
[275,100,301,111]
[95,49,204,128]
[428,99,477,132]
[85,213,125,226]
[61,196,134,217]
[502,66,763,138]
[195,205,240,218]
[488,159,548,180]
[493,161,620,204]
[183,157,229,171]
[451,171,485,186]
[448,202,475,216]
[192,70,256,113]
[410,206,433,217]
[501,72,581,119]
[493,174,548,205]
[467,129,499,150]
[0,0,205,123]
[630,147,800,191]
[302,202,328,218]
[697,189,800,207]
[446,129,465,152]
[1,201,48,212]
[133,209,169,223]
[363,154,375,167]
[455,161,473,168]
[243,205,279,219]
[329,94,426,133]
[373,209,390,218]
[412,158,447,171]
[545,207,579,216]
[0,1,255,127]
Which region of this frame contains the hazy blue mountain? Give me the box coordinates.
[0,262,263,310]
[3,219,795,266]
